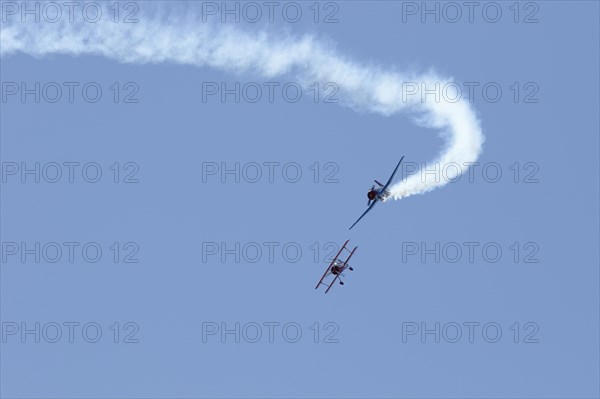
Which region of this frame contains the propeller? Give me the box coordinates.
[367,185,375,206]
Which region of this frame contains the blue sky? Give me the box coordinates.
[1,1,599,398]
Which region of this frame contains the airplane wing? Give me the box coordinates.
[324,275,340,293]
[382,156,405,192]
[349,199,378,230]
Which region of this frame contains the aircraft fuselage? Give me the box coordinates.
[367,187,391,202]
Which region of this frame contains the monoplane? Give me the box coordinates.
[349,156,405,230]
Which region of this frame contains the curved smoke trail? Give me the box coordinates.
[0,4,483,200]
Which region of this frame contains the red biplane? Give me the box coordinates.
[315,240,357,293]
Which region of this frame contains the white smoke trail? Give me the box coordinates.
[0,4,483,200]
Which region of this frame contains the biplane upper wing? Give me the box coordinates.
[381,156,405,193]
[349,199,378,230]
